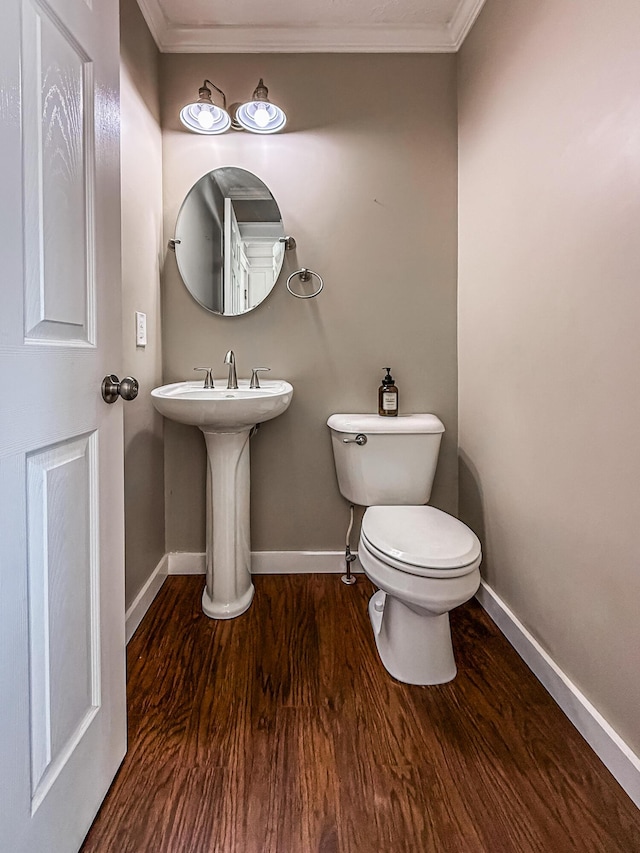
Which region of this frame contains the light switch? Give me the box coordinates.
[135,311,147,347]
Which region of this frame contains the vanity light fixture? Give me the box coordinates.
[180,78,287,135]
[234,79,287,134]
[179,80,231,135]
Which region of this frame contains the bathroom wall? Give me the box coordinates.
[458,0,640,754]
[159,54,459,555]
[120,0,165,607]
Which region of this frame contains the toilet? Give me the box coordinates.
[327,413,482,685]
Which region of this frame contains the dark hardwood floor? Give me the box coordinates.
[81,575,640,852]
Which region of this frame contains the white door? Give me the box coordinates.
[0,0,126,850]
[224,197,250,313]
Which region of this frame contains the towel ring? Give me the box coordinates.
[286,268,324,299]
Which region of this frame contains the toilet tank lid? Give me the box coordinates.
[327,414,445,434]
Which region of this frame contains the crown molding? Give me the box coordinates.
[136,0,486,54]
[156,25,452,54]
[447,0,486,50]
[136,0,169,48]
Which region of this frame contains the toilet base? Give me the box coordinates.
[368,590,457,685]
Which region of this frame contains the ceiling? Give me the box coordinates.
[136,0,486,53]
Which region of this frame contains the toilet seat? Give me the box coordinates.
[361,505,481,578]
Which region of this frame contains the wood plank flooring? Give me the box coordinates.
[81,575,640,852]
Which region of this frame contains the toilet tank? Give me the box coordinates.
[327,414,445,506]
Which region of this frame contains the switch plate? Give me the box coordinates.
[135,311,147,347]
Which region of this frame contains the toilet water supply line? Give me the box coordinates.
[342,504,357,585]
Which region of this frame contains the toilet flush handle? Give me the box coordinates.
[343,434,367,446]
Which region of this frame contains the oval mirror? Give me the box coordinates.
[174,167,286,316]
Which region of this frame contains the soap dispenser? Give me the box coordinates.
[378,367,399,417]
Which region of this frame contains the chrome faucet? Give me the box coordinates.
[224,350,238,389]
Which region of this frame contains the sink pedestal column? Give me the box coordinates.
[200,428,254,619]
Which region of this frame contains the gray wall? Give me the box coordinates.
[160,53,459,554]
[458,0,640,754]
[120,0,165,607]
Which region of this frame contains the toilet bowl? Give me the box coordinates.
[327,414,483,686]
[359,505,481,684]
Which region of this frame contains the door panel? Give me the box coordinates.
[26,433,101,813]
[0,0,125,849]
[22,0,95,343]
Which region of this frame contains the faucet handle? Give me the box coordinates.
[250,367,271,389]
[194,367,214,389]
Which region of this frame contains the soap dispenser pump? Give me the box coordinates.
[378,367,399,417]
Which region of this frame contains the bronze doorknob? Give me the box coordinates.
[101,374,139,404]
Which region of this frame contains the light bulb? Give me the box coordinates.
[197,107,215,130]
[253,104,270,129]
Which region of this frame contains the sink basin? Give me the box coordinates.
[151,379,293,430]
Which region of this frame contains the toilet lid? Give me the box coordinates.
[361,506,481,572]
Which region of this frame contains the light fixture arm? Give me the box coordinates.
[201,79,227,109]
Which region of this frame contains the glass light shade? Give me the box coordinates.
[180,101,231,135]
[236,79,287,134]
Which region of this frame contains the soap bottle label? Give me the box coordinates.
[382,391,397,411]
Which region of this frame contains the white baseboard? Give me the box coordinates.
[168,551,206,574]
[252,550,363,574]
[166,550,363,575]
[476,580,640,808]
[125,554,168,643]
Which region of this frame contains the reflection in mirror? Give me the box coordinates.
[174,167,286,316]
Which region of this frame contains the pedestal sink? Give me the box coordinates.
[151,379,293,619]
